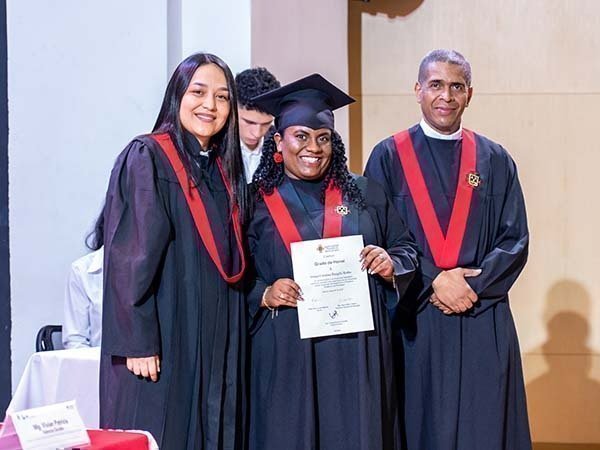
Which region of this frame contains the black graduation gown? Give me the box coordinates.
[365,125,531,450]
[247,176,418,450]
[99,134,246,450]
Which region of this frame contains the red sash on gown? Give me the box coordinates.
[262,182,344,254]
[152,133,246,283]
[393,129,477,269]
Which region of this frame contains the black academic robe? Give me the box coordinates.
[247,176,418,450]
[365,125,531,450]
[99,134,246,450]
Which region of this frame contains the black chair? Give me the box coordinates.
[35,325,63,352]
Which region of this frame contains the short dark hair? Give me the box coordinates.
[235,67,280,112]
[418,49,472,87]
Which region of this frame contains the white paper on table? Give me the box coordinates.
[291,234,374,339]
[5,400,90,450]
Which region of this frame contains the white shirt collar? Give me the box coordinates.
[240,137,264,155]
[87,246,104,274]
[419,118,462,141]
[240,139,264,183]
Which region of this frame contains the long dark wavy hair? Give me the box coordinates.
[152,53,250,222]
[85,204,105,251]
[252,128,365,208]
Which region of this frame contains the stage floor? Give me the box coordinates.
[535,444,600,450]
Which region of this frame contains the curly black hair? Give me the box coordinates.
[235,67,281,111]
[252,128,365,209]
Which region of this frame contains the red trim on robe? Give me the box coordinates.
[152,133,246,283]
[393,129,477,269]
[262,183,344,254]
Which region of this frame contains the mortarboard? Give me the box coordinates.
[251,73,355,131]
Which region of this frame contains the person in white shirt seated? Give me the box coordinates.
[62,210,104,349]
[235,67,280,183]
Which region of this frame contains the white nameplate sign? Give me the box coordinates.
[292,234,374,339]
[3,400,90,450]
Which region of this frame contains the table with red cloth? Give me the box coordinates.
[77,429,150,449]
[0,425,158,449]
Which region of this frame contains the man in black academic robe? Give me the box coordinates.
[365,49,532,450]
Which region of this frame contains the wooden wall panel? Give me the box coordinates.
[524,354,600,443]
[359,0,600,443]
[251,0,349,143]
[362,0,600,95]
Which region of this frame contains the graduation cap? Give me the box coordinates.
[251,73,355,131]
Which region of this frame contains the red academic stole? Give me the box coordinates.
[262,183,343,254]
[151,133,246,283]
[393,129,477,269]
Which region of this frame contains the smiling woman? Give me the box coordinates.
[246,74,418,450]
[274,125,333,180]
[99,53,249,449]
[179,63,231,148]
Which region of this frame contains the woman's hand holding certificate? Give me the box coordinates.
[261,278,303,308]
[360,244,395,282]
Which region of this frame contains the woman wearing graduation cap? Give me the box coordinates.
[247,74,419,450]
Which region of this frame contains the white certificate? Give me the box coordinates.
[291,234,374,339]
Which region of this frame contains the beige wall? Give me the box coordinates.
[251,0,349,144]
[359,0,600,443]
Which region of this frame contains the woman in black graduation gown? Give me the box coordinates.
[99,53,250,449]
[246,74,419,450]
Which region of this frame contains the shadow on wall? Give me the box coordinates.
[347,0,424,172]
[527,280,600,444]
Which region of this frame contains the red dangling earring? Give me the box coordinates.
[273,152,283,164]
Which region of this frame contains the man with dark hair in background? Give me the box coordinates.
[235,67,280,182]
[365,49,532,450]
